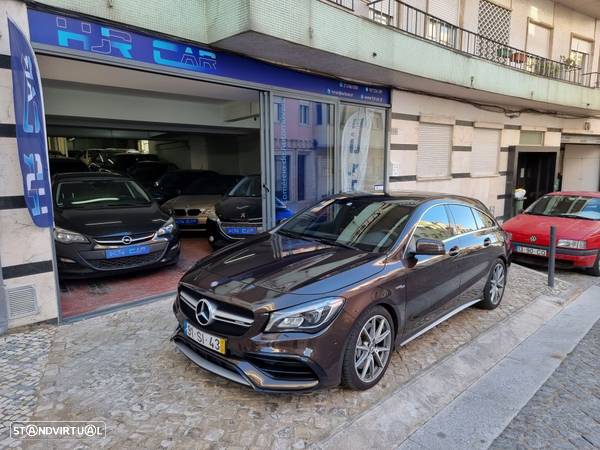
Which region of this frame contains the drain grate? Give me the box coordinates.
[7,285,39,319]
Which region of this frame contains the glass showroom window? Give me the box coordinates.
[340,104,386,193]
[274,96,334,216]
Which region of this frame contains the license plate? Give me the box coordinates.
[515,245,547,257]
[105,244,150,259]
[184,320,226,354]
[176,218,198,225]
[224,226,257,235]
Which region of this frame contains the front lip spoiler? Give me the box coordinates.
[172,331,320,393]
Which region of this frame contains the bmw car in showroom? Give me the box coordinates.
[503,191,600,276]
[53,172,180,278]
[172,192,510,392]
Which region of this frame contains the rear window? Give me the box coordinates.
[448,204,478,235]
[472,208,495,229]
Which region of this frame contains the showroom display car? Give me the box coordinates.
[173,192,510,392]
[49,156,90,176]
[502,191,600,276]
[52,172,180,278]
[90,152,160,174]
[206,174,294,247]
[127,160,179,189]
[162,175,242,230]
[149,169,220,204]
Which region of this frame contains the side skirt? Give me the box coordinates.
[399,298,482,347]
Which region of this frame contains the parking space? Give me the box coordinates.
[0,264,571,449]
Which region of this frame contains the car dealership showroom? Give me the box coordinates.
[24,9,387,321]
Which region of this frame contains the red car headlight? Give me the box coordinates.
[557,239,587,249]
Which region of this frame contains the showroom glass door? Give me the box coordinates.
[339,104,386,193]
[272,95,335,219]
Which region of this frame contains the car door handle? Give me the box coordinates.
[448,246,460,257]
[483,238,492,247]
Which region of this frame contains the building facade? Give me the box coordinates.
[1,0,599,329]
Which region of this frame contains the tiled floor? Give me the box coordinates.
[59,236,212,319]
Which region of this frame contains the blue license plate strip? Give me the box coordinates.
[105,244,151,259]
[224,226,257,235]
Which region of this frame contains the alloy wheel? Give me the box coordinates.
[489,263,506,305]
[354,314,392,383]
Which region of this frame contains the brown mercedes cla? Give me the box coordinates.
[172,192,510,392]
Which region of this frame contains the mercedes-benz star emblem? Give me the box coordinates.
[196,299,215,326]
[530,235,537,243]
[121,235,132,245]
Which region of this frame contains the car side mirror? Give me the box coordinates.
[414,238,446,255]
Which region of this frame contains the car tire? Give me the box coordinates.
[341,305,395,390]
[476,258,507,310]
[588,252,600,277]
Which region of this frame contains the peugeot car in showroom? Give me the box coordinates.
[172,192,510,392]
[206,174,294,247]
[503,191,600,276]
[53,172,180,278]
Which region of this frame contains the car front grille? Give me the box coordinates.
[245,354,317,381]
[174,208,205,217]
[86,252,163,270]
[174,209,187,216]
[178,287,254,337]
[94,232,155,246]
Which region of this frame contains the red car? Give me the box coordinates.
[502,191,600,276]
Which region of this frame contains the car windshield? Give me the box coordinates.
[130,164,174,183]
[526,195,600,220]
[55,179,151,209]
[182,177,231,195]
[277,198,414,253]
[107,154,159,170]
[228,176,261,197]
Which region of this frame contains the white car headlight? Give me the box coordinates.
[157,217,176,236]
[54,227,88,244]
[557,239,586,249]
[206,206,218,221]
[265,297,345,333]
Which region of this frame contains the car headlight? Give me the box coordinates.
[557,239,586,249]
[157,217,176,236]
[54,227,88,244]
[265,297,345,333]
[206,206,218,221]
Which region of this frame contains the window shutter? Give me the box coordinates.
[526,22,551,58]
[571,37,592,55]
[428,0,459,25]
[418,123,452,178]
[471,128,500,176]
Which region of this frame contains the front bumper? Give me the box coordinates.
[56,236,180,278]
[172,292,347,392]
[206,218,264,248]
[510,243,598,269]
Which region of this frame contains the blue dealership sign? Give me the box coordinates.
[8,17,53,228]
[27,10,390,105]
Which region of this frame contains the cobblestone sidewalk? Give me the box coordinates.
[0,264,570,449]
[491,319,600,450]
[0,325,56,449]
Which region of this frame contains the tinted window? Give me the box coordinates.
[413,205,453,240]
[448,204,478,234]
[229,176,261,197]
[472,208,495,229]
[526,195,600,220]
[279,198,414,253]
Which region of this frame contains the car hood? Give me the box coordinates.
[163,195,223,210]
[216,196,261,221]
[55,203,168,237]
[503,213,600,244]
[181,233,385,309]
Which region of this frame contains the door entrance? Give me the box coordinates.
[516,152,557,208]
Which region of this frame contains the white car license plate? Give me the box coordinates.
[184,321,226,354]
[515,245,547,257]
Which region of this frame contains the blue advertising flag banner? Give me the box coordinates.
[8,17,53,228]
[27,9,390,105]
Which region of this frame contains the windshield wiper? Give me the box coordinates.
[559,213,595,220]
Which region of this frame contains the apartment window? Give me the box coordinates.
[299,104,310,126]
[526,21,551,58]
[570,37,593,72]
[274,102,284,123]
[417,123,452,179]
[519,130,545,146]
[471,128,500,176]
[316,104,323,125]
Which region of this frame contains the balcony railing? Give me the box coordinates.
[326,0,354,10]
[367,0,596,88]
